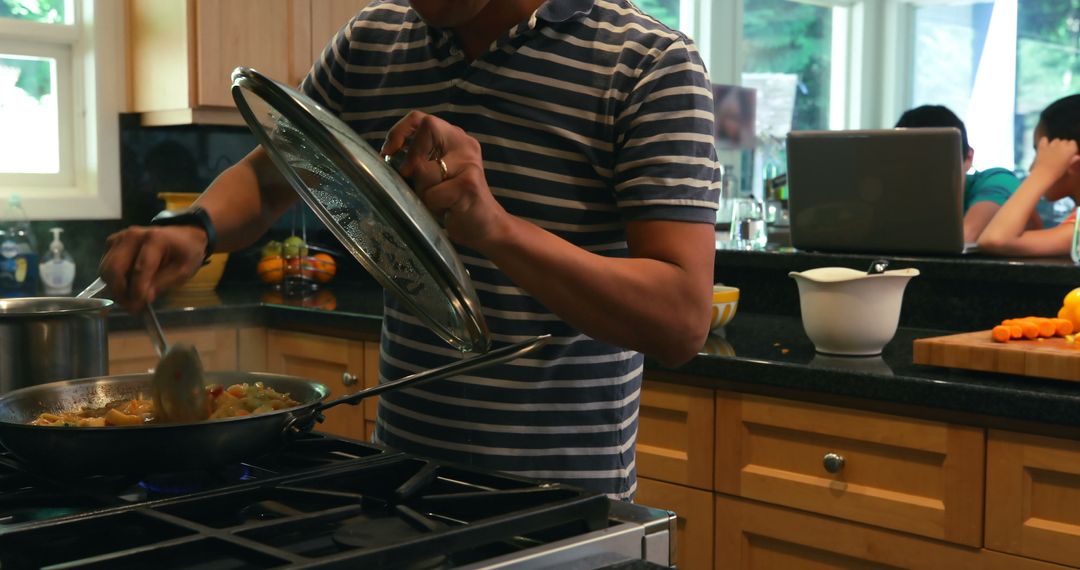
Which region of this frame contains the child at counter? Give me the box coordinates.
[978,94,1080,257]
[895,105,1032,244]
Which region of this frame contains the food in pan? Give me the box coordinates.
[29,382,300,427]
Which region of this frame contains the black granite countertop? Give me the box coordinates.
[107,281,384,340]
[650,312,1080,436]
[112,279,1080,437]
[712,246,1080,331]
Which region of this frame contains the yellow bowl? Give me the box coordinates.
[710,284,740,331]
[157,192,229,292]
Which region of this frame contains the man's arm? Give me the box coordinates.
[480,215,715,367]
[193,147,298,251]
[383,109,716,367]
[100,147,297,310]
[978,138,1079,256]
[963,201,1000,244]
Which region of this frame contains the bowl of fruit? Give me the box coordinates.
[257,236,337,289]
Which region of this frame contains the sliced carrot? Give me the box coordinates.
[1018,321,1039,339]
[991,325,1012,343]
[1052,318,1074,336]
[1008,325,1023,339]
[1032,318,1056,338]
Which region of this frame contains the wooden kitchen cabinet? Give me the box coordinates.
[637,379,715,490]
[636,477,713,570]
[715,495,1070,570]
[128,0,371,126]
[108,326,238,374]
[986,429,1080,567]
[266,329,374,440]
[715,391,986,547]
[361,339,380,441]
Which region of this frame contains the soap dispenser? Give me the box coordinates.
[39,227,75,295]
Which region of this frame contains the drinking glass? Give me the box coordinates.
[728,198,767,250]
[715,164,738,226]
[1072,207,1080,264]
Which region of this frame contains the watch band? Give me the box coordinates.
[149,206,218,261]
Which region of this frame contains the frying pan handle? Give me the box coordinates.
[282,409,325,439]
[315,334,551,414]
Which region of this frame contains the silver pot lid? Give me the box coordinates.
[230,67,489,353]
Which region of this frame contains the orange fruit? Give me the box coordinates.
[307,253,336,283]
[1065,287,1080,309]
[1059,304,1080,330]
[257,256,284,284]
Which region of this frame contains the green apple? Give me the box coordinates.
[261,240,282,259]
[282,235,308,258]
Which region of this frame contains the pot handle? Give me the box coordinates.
[315,334,551,414]
[282,409,323,440]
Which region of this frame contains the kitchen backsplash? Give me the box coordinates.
[32,114,365,294]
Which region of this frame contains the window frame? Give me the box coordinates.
[0,0,122,220]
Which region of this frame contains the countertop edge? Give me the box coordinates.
[106,291,1080,437]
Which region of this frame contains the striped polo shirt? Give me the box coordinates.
[302,0,719,499]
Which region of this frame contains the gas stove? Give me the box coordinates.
[0,433,674,569]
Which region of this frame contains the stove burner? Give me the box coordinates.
[332,512,433,549]
[0,440,620,569]
[137,464,254,497]
[330,507,451,569]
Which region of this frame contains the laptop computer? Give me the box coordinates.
[786,128,971,255]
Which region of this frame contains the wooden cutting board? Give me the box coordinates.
[913,331,1080,382]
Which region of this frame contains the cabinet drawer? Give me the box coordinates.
[716,495,1068,570]
[266,330,367,441]
[636,477,713,570]
[716,391,985,546]
[637,380,714,489]
[109,326,237,374]
[986,429,1080,567]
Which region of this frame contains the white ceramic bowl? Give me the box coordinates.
[789,267,918,356]
[710,284,740,331]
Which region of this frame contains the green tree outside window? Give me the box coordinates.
[634,0,680,30]
[0,0,66,101]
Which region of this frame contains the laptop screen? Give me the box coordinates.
[786,128,966,255]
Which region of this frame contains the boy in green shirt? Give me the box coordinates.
[896,105,1036,243]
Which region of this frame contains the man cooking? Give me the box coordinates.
[99,0,719,499]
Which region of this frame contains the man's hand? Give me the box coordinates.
[99,226,208,312]
[380,110,511,250]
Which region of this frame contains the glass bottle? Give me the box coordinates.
[0,195,38,297]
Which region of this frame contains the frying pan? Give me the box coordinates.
[0,335,548,475]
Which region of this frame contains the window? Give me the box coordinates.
[742,0,836,135]
[904,0,1078,176]
[0,0,121,220]
[1015,0,1079,171]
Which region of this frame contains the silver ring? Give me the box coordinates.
[437,157,448,180]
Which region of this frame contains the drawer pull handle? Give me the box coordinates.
[342,372,359,387]
[823,452,845,474]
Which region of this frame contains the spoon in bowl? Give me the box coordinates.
[867,259,890,275]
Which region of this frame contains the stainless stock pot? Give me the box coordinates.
[0,297,112,393]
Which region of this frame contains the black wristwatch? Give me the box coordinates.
[150,206,217,261]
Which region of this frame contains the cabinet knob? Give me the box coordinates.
[823,452,846,474]
[342,372,358,387]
